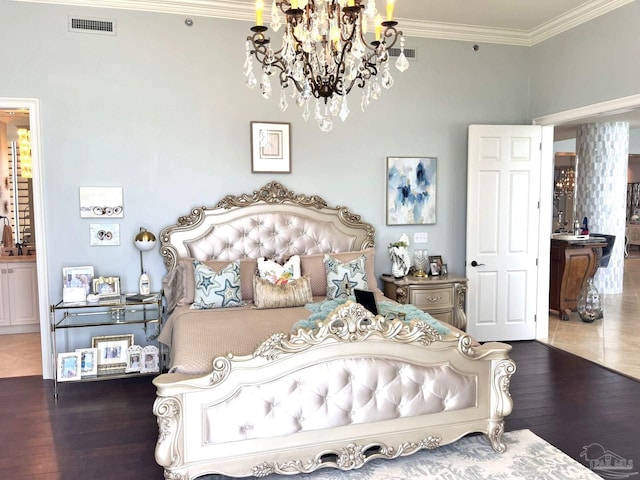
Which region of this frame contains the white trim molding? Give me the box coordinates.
[533,94,640,126]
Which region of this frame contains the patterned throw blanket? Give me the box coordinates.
[293,297,450,336]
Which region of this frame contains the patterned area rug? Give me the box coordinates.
[200,430,600,479]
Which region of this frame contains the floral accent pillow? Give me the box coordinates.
[323,253,368,300]
[191,260,243,310]
[257,255,301,285]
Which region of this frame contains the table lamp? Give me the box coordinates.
[134,227,156,294]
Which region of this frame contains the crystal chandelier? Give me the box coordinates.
[554,167,575,198]
[244,0,409,132]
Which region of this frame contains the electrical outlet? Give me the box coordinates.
[414,232,429,244]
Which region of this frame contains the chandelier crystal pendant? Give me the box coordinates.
[244,0,409,132]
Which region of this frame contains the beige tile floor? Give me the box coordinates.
[1,260,639,380]
[0,331,43,378]
[541,256,640,380]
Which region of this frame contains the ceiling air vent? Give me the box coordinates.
[388,47,417,61]
[68,16,116,35]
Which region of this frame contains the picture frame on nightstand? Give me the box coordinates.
[57,352,82,382]
[62,265,94,303]
[92,276,121,301]
[428,255,443,276]
[140,345,160,373]
[75,347,98,377]
[125,345,143,373]
[92,334,134,373]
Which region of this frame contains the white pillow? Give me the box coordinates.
[257,255,301,285]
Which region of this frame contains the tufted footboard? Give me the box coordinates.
[153,302,515,480]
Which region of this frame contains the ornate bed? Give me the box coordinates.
[153,182,515,480]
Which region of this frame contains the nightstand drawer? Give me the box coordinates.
[409,286,454,310]
[429,310,453,325]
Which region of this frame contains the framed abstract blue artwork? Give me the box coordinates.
[386,157,437,225]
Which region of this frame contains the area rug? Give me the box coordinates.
[200,429,601,479]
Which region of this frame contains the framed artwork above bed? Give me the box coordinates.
[250,122,291,173]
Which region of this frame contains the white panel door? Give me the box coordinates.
[466,125,542,341]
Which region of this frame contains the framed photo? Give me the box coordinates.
[92,276,121,299]
[62,265,94,302]
[92,334,134,373]
[125,345,142,373]
[79,186,124,218]
[75,347,98,377]
[90,223,120,246]
[141,345,160,373]
[429,255,443,276]
[386,157,437,225]
[440,263,448,276]
[250,121,291,173]
[57,352,82,382]
[429,262,441,276]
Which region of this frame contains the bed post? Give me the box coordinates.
[153,394,186,479]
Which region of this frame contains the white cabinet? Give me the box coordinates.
[0,260,40,329]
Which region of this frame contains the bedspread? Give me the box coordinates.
[159,301,323,374]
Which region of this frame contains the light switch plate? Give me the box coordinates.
[414,232,429,244]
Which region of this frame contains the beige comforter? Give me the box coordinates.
[158,300,325,375]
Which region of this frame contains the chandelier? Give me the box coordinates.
[244,0,409,132]
[554,167,575,198]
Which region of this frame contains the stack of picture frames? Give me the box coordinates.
[428,255,448,277]
[57,334,159,382]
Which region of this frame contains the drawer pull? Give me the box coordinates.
[426,295,442,302]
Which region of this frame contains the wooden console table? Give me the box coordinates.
[380,274,467,331]
[549,238,607,320]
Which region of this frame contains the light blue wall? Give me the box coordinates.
[528,1,640,118]
[0,0,531,301]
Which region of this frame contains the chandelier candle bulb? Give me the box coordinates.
[374,14,382,40]
[291,0,299,8]
[386,0,394,21]
[256,0,264,26]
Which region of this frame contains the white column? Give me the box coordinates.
[575,122,629,294]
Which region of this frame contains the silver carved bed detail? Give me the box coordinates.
[153,182,515,480]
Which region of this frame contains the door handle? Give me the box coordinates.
[470,261,486,267]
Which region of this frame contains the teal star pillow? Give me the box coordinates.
[191,260,243,310]
[323,253,368,300]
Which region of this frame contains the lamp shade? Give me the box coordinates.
[134,228,156,252]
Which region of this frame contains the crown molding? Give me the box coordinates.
[528,0,636,46]
[10,0,634,46]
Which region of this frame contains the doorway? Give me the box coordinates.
[534,94,640,378]
[0,98,50,379]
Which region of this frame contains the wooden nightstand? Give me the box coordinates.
[381,274,468,331]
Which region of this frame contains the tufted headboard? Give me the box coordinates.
[160,182,375,273]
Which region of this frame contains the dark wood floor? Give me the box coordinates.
[1,341,638,479]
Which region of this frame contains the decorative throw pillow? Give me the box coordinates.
[300,248,377,297]
[253,274,313,309]
[257,255,301,285]
[191,260,243,310]
[323,253,369,300]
